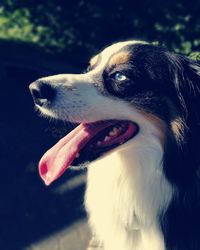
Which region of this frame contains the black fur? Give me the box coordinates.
[161,54,200,250]
[101,44,200,249]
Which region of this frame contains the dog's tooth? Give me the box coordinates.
[97,141,102,146]
[104,136,110,142]
[75,153,80,158]
[109,130,117,136]
[109,128,119,136]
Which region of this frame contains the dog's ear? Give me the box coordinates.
[167,53,200,126]
[164,53,200,185]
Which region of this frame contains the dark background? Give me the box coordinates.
[1,0,200,249]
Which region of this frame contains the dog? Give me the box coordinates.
[29,40,200,250]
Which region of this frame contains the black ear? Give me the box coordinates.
[166,53,200,184]
[167,53,200,125]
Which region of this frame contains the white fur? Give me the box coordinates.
[85,126,172,250]
[36,41,173,250]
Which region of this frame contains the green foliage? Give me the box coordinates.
[0,7,37,42]
[1,0,200,59]
[0,5,61,50]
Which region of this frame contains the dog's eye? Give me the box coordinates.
[112,72,127,81]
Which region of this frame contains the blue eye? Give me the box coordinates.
[113,72,127,81]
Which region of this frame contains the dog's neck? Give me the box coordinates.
[85,145,172,250]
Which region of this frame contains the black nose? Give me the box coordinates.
[29,81,56,106]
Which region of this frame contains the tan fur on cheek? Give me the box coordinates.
[108,51,131,67]
[171,117,185,143]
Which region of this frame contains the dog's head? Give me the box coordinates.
[29,40,200,187]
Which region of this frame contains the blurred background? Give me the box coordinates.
[1,0,200,249]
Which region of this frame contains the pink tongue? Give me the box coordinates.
[39,121,115,185]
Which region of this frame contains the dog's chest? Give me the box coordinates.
[84,152,166,250]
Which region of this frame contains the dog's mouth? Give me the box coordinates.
[39,120,139,185]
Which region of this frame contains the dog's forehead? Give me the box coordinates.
[90,40,148,71]
[101,40,147,58]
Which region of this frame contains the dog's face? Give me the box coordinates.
[29,40,200,186]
